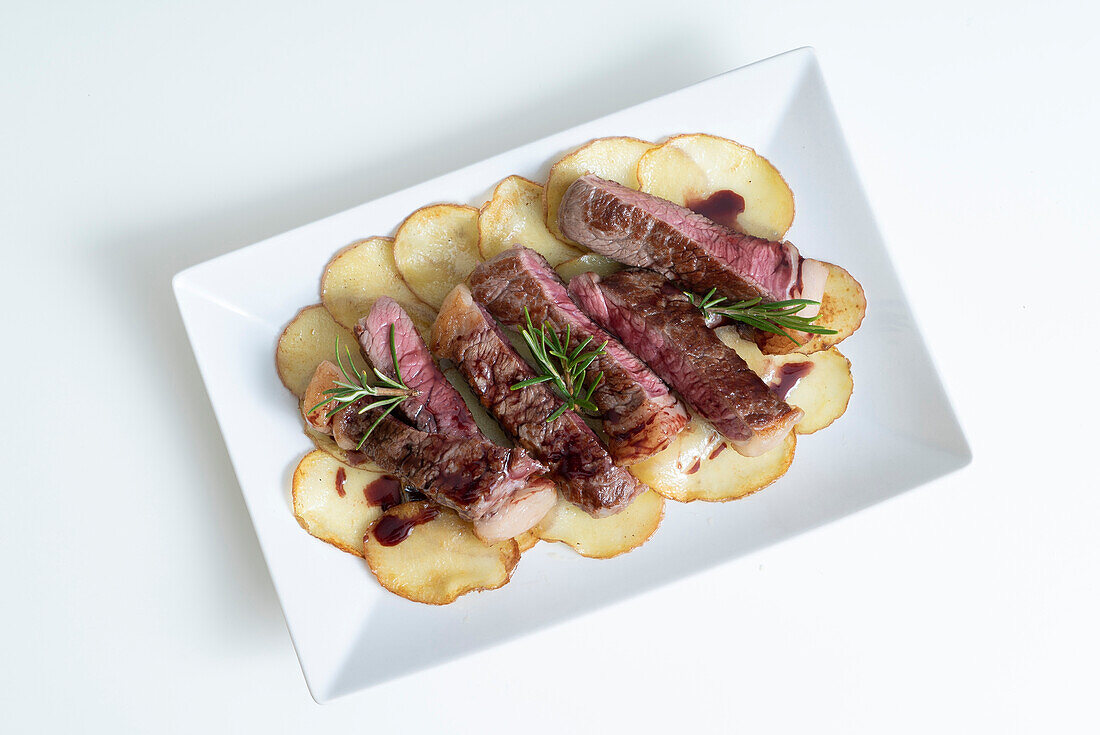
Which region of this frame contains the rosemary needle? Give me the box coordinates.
[511,308,606,422]
[684,288,838,344]
[307,325,419,449]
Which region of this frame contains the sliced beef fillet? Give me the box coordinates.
[557,174,828,314]
[332,398,555,530]
[308,298,554,539]
[468,246,687,464]
[355,296,480,437]
[568,268,803,457]
[431,284,646,517]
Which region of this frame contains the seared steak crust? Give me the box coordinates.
[568,268,803,456]
[431,285,645,516]
[468,246,687,464]
[332,400,545,521]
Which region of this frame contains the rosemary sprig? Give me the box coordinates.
[684,288,838,345]
[511,308,606,423]
[307,325,419,449]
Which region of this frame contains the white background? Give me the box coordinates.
[2,1,1097,732]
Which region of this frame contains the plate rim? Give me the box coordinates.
[172,46,972,703]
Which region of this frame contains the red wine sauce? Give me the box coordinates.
[372,506,440,547]
[687,189,746,229]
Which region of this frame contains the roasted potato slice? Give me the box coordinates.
[635,133,795,241]
[779,349,853,434]
[544,136,656,244]
[479,176,582,266]
[514,529,540,553]
[630,416,795,502]
[364,501,520,605]
[716,327,854,434]
[554,253,624,283]
[276,305,367,398]
[536,489,663,559]
[292,450,390,556]
[393,204,481,309]
[755,262,866,355]
[321,237,436,336]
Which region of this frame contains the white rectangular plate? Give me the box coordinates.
[174,48,970,703]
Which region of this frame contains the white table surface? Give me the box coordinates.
[2,2,1097,732]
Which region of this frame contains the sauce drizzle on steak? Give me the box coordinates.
[332,399,550,522]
